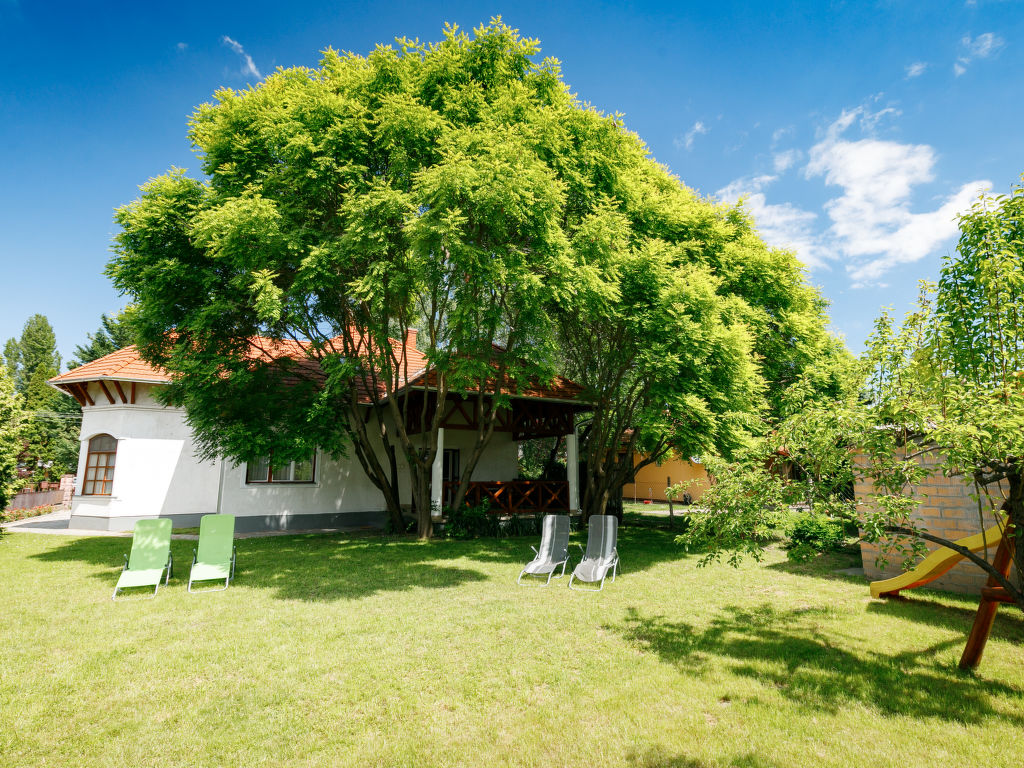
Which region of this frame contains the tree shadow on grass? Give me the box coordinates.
[767,550,1024,643]
[30,523,692,601]
[865,593,1024,643]
[31,534,492,602]
[609,603,1024,727]
[625,747,780,768]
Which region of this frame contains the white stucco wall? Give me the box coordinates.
[70,383,221,527]
[67,382,522,530]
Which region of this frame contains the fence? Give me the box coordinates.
[5,475,75,513]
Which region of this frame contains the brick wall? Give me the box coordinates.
[856,449,1010,595]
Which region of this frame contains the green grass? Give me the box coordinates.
[2,524,1022,768]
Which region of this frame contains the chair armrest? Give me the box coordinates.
[530,545,539,556]
[575,543,585,556]
[122,553,128,571]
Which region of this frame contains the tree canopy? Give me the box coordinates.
[108,18,837,533]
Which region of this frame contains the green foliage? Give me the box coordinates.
[443,502,500,539]
[5,314,60,394]
[518,436,564,480]
[3,315,80,482]
[785,511,847,563]
[69,308,137,368]
[675,455,789,567]
[0,363,24,511]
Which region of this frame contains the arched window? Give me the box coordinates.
[83,434,117,496]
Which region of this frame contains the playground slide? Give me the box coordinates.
[869,522,1006,598]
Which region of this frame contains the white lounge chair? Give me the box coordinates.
[568,514,619,591]
[517,514,571,586]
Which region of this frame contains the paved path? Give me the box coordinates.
[3,508,376,539]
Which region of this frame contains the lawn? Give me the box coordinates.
[2,520,1022,768]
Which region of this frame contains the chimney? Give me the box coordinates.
[404,328,418,349]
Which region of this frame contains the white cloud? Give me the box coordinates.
[964,31,1004,58]
[716,175,827,270]
[715,105,989,284]
[222,35,261,78]
[905,61,927,78]
[805,106,989,285]
[675,120,708,151]
[955,31,1005,75]
[773,149,802,173]
[176,42,188,51]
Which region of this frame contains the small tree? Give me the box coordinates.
[0,363,25,512]
[5,315,80,482]
[680,181,1024,613]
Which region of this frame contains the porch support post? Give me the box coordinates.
[566,425,579,513]
[431,427,444,518]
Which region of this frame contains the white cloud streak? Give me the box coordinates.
[905,61,927,78]
[675,120,709,151]
[772,149,802,173]
[222,35,261,78]
[955,31,1005,75]
[716,175,828,270]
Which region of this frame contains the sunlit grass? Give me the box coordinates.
[1,523,1021,767]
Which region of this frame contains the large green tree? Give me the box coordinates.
[559,187,839,519]
[109,21,583,537]
[107,19,824,535]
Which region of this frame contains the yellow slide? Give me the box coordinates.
[869,521,1006,598]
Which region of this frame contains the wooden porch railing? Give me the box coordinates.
[442,480,569,515]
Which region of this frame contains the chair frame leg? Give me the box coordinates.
[517,558,568,587]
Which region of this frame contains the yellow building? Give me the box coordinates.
[621,452,709,502]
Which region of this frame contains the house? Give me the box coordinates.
[621,451,709,503]
[47,333,591,532]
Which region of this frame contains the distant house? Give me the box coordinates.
[621,451,709,503]
[47,333,590,532]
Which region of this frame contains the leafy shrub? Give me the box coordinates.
[444,502,499,539]
[785,511,847,562]
[443,503,544,539]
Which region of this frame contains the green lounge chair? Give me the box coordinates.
[188,514,236,593]
[113,518,173,600]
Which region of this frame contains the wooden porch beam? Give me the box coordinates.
[111,380,129,404]
[74,382,95,407]
[130,381,136,404]
[63,384,86,407]
[97,380,116,405]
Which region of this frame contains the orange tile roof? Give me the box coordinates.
[48,334,585,405]
[47,333,473,405]
[49,345,171,384]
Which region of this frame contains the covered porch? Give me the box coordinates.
[398,384,590,517]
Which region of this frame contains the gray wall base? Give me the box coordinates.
[69,510,387,533]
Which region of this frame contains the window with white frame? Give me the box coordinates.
[245,452,316,484]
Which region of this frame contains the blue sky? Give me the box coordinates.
[2,0,1022,366]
